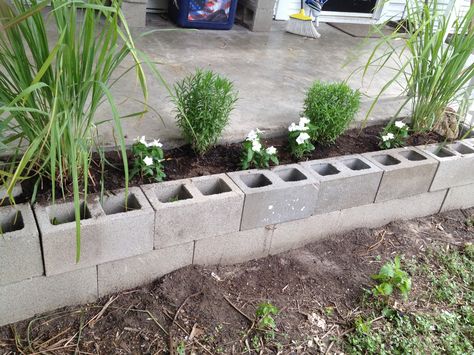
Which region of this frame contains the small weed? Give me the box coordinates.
[176,340,186,355]
[371,256,412,300]
[168,195,180,203]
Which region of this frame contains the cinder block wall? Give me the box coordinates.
[1,140,474,326]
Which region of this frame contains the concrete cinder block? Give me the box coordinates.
[142,174,244,249]
[419,142,474,191]
[193,226,273,265]
[227,165,319,230]
[242,7,274,32]
[121,1,147,27]
[239,0,276,10]
[363,147,438,202]
[0,203,43,286]
[0,267,97,327]
[463,137,474,148]
[98,242,194,297]
[35,187,154,276]
[300,154,383,214]
[441,183,474,211]
[0,183,22,206]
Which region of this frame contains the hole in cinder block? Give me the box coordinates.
[243,7,255,25]
[276,168,307,182]
[311,163,340,176]
[240,173,272,188]
[156,185,193,203]
[101,193,141,215]
[49,202,91,225]
[0,210,24,233]
[373,154,401,166]
[427,146,456,158]
[194,178,232,196]
[450,142,474,155]
[399,150,427,161]
[342,158,371,171]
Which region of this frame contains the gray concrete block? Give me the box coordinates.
[441,183,474,211]
[0,267,97,326]
[0,183,22,206]
[0,203,43,286]
[242,7,274,32]
[239,0,276,10]
[419,142,474,191]
[463,137,474,147]
[98,242,194,297]
[142,174,244,249]
[121,1,147,28]
[35,187,154,276]
[300,154,383,214]
[227,165,319,230]
[193,226,273,265]
[363,147,438,202]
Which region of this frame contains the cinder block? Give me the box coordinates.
[0,267,97,327]
[121,1,147,27]
[98,242,194,297]
[193,226,273,265]
[419,142,474,191]
[463,137,474,147]
[35,187,154,276]
[142,174,244,249]
[363,147,438,202]
[227,165,319,230]
[239,0,276,10]
[270,209,342,255]
[242,7,274,32]
[0,203,43,286]
[300,154,383,214]
[441,183,474,211]
[0,183,22,206]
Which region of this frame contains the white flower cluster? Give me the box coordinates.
[381,121,406,142]
[289,117,312,145]
[246,129,276,155]
[135,135,163,148]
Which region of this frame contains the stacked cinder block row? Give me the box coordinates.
[235,0,276,32]
[2,139,474,326]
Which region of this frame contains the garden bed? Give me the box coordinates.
[1,208,472,354]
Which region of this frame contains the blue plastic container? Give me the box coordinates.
[168,0,238,30]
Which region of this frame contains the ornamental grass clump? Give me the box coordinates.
[173,69,238,155]
[288,117,316,158]
[241,129,279,170]
[130,136,166,182]
[0,0,148,260]
[303,81,361,144]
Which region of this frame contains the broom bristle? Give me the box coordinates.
[286,17,321,38]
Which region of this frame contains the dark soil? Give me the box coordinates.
[21,125,444,203]
[1,208,472,354]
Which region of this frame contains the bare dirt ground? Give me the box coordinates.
[1,207,473,354]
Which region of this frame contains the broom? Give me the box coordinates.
[285,0,320,38]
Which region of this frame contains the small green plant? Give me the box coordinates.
[130,136,166,182]
[371,256,412,300]
[288,117,316,158]
[241,129,279,169]
[173,69,238,155]
[379,120,409,149]
[303,81,361,144]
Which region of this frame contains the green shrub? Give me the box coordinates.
[303,81,360,143]
[173,69,238,155]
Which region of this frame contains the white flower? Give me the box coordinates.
[251,140,262,152]
[289,121,309,132]
[382,132,395,142]
[266,146,277,155]
[246,130,258,142]
[256,128,264,134]
[394,121,406,129]
[297,123,309,131]
[149,139,163,148]
[288,122,298,132]
[138,136,148,147]
[296,132,310,145]
[299,117,311,125]
[143,156,153,166]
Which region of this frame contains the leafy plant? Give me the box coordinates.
[371,256,412,300]
[379,120,409,149]
[288,117,316,158]
[255,302,279,332]
[303,81,360,144]
[173,69,238,155]
[363,1,474,133]
[130,136,166,182]
[241,129,279,169]
[0,0,147,261]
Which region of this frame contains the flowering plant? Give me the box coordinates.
[241,129,279,169]
[130,136,166,181]
[379,121,409,149]
[288,117,316,158]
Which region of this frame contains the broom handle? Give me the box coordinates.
[301,0,303,10]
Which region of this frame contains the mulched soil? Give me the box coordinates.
[21,125,444,203]
[1,208,472,354]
